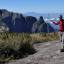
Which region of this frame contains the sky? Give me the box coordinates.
[0,0,64,13]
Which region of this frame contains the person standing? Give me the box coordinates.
[51,15,64,52]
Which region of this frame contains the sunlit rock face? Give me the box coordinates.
[0,21,9,32]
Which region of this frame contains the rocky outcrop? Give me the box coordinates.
[0,9,55,33]
[32,16,55,33]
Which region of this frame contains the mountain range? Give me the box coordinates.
[0,9,59,33]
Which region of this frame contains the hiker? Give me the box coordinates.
[51,15,64,52]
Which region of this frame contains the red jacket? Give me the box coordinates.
[53,19,64,32]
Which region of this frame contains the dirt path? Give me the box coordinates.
[7,41,64,64]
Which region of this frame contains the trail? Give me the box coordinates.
[7,41,64,64]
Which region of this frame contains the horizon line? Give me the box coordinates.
[0,8,64,14]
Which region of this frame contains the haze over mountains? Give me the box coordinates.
[25,12,64,18]
[0,9,60,33]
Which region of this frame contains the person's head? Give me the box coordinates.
[59,15,63,20]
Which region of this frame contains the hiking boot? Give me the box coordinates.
[60,48,64,52]
[63,45,64,48]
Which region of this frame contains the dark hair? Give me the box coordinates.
[59,15,63,19]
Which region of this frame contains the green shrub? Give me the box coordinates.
[0,42,36,63]
[19,42,36,55]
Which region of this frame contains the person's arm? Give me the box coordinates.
[50,21,60,25]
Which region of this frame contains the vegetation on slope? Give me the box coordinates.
[0,32,59,63]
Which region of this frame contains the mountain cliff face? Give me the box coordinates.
[0,9,55,33]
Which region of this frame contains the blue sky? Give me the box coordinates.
[0,0,64,13]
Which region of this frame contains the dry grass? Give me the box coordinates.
[30,32,59,43]
[0,32,59,44]
[0,32,35,63]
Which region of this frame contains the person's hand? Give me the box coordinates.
[50,21,53,24]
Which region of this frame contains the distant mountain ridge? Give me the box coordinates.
[0,9,58,33]
[25,12,64,18]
